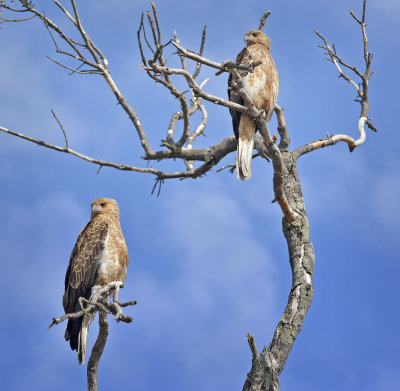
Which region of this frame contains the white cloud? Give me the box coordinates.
[0,181,280,390]
[0,191,97,390]
[0,192,87,314]
[106,181,280,390]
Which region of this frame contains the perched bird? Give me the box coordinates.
[228,29,279,180]
[63,198,129,364]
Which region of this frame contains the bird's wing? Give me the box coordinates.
[228,47,252,140]
[63,218,109,313]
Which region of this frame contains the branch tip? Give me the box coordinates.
[258,10,271,31]
[247,333,259,360]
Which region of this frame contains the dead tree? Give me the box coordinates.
[0,1,377,390]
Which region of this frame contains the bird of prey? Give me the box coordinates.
[228,29,279,180]
[63,198,129,364]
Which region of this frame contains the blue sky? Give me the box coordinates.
[0,0,399,390]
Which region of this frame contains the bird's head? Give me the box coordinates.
[91,198,120,219]
[244,30,271,50]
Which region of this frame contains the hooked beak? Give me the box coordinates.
[91,205,102,217]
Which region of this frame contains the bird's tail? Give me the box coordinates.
[65,314,94,364]
[78,315,91,364]
[65,317,82,352]
[236,137,254,180]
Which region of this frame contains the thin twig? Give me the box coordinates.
[173,40,262,74]
[151,2,161,45]
[308,0,375,157]
[47,55,100,74]
[192,25,207,79]
[216,164,235,174]
[50,109,69,149]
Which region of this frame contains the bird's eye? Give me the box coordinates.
[252,32,257,37]
[100,202,106,207]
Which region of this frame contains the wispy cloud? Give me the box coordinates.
[107,180,279,390]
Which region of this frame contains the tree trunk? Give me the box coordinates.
[243,150,315,391]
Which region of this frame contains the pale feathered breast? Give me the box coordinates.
[242,45,279,120]
[96,220,128,285]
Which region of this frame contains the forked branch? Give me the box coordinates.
[294,0,375,158]
[0,0,253,183]
[48,281,136,391]
[0,1,285,194]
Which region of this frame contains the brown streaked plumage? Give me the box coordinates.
[63,198,129,364]
[228,29,279,180]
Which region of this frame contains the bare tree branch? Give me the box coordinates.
[19,0,155,156]
[0,125,240,179]
[0,2,377,391]
[173,39,262,75]
[48,281,136,391]
[274,105,290,151]
[293,117,368,159]
[258,10,271,31]
[54,0,77,26]
[48,282,136,329]
[87,311,108,391]
[192,25,207,79]
[0,125,161,175]
[2,0,269,183]
[298,0,375,157]
[314,29,362,90]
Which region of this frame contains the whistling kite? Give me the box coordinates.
[228,30,279,180]
[63,198,129,364]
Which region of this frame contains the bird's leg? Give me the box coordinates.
[112,281,121,304]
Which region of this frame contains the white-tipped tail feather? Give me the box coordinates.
[236,138,254,180]
[77,313,95,364]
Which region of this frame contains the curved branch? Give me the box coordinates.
[294,116,368,158]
